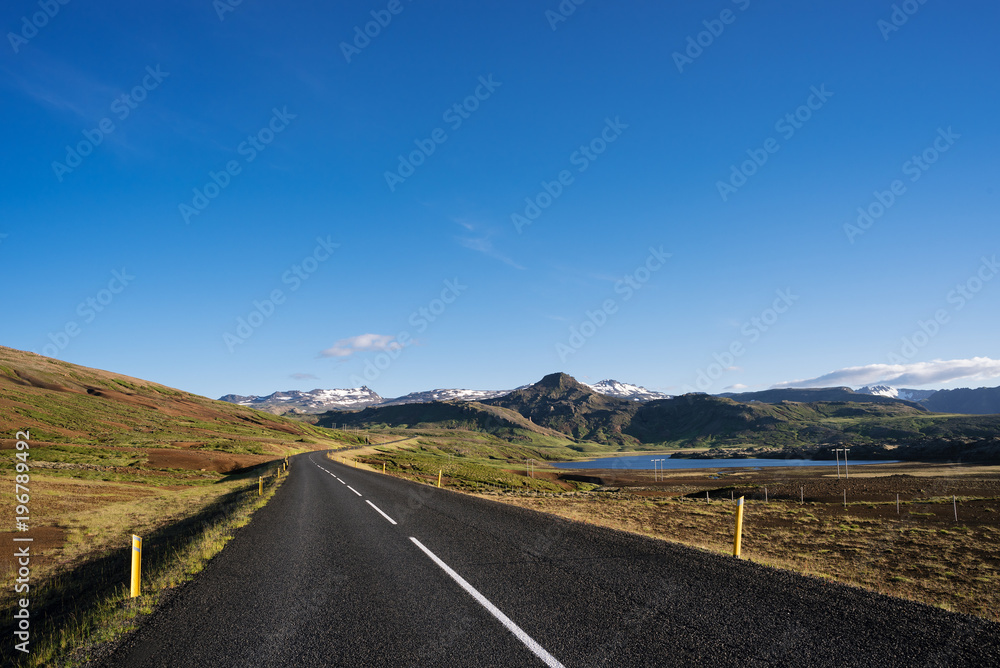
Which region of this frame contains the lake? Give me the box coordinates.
[551,455,897,470]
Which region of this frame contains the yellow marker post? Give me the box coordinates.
[130,535,142,598]
[259,476,263,496]
[437,470,442,488]
[733,496,745,558]
[383,462,386,474]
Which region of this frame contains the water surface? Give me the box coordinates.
[551,455,897,470]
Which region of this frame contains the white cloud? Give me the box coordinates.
[320,334,402,358]
[289,372,319,380]
[724,383,749,390]
[773,357,1000,389]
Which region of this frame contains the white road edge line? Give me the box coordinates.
[338,479,346,484]
[365,500,398,525]
[347,485,362,497]
[408,537,565,668]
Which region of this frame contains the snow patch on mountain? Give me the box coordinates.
[857,384,898,398]
[379,388,515,406]
[856,385,937,402]
[585,379,673,402]
[219,387,384,412]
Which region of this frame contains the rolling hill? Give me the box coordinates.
[0,346,345,473]
[311,396,572,446]
[717,386,926,408]
[920,386,1000,415]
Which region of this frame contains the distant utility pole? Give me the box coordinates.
[526,458,536,478]
[835,447,850,480]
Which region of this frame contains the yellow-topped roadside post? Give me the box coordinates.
[733,496,745,558]
[130,535,142,597]
[259,476,263,496]
[437,470,442,488]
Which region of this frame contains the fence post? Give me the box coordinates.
[130,535,142,598]
[733,497,745,558]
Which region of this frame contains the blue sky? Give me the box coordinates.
[2,0,998,400]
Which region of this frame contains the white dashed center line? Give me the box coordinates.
[365,500,398,525]
[409,537,565,668]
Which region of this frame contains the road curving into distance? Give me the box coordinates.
[98,451,1000,667]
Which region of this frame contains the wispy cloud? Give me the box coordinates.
[724,383,748,391]
[453,218,525,270]
[773,357,1000,389]
[290,372,319,380]
[2,54,117,124]
[320,334,401,358]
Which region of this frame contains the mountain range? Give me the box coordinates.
[306,372,1000,460]
[222,379,1000,416]
[220,379,672,414]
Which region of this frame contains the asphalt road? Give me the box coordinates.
[97,452,1000,667]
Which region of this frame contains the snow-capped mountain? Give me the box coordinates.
[585,379,672,402]
[219,387,384,413]
[219,387,519,413]
[856,384,898,398]
[377,388,514,406]
[856,385,937,402]
[220,379,671,413]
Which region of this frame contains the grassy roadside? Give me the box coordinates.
[2,462,290,667]
[341,433,572,493]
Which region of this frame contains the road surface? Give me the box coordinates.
[98,452,1000,667]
